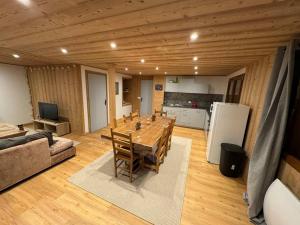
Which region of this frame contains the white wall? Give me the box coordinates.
[115,73,132,119]
[0,63,33,124]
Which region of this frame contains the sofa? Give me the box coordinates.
[0,134,76,191]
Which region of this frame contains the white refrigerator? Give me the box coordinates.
[206,102,250,164]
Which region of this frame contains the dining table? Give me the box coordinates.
[101,116,172,153]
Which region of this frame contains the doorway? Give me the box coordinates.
[140,79,153,116]
[86,72,108,132]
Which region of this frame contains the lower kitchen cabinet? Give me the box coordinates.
[163,106,206,129]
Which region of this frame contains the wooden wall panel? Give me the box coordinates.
[152,76,165,112]
[278,156,300,198]
[107,67,116,125]
[27,64,84,134]
[240,55,275,157]
[130,76,141,113]
[238,55,275,181]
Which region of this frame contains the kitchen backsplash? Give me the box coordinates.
[164,92,224,108]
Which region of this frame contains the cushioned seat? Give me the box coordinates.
[50,137,73,156]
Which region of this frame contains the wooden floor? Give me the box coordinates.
[0,126,251,225]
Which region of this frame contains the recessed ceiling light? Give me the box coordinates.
[190,32,199,41]
[60,48,68,54]
[110,42,117,49]
[12,54,20,58]
[194,66,198,70]
[195,71,198,75]
[155,66,159,70]
[17,0,31,7]
[125,67,128,71]
[193,56,198,61]
[139,72,142,75]
[140,59,145,63]
[164,72,167,75]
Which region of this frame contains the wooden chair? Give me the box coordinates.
[165,118,176,156]
[113,118,118,128]
[111,128,140,182]
[143,125,169,173]
[123,115,129,123]
[155,109,167,117]
[130,111,139,121]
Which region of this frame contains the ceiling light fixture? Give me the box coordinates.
[139,72,142,75]
[60,48,68,54]
[155,66,159,70]
[190,32,199,41]
[164,72,167,75]
[17,0,31,7]
[193,56,198,61]
[12,54,20,58]
[110,42,117,49]
[195,71,198,75]
[140,59,145,63]
[194,66,198,70]
[125,67,128,71]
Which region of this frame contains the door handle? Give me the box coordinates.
[104,99,107,105]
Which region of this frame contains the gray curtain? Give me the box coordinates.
[247,40,295,224]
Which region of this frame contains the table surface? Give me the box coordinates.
[101,116,171,151]
[0,129,28,139]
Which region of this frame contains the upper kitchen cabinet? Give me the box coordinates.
[165,76,209,94]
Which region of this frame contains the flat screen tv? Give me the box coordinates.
[38,102,59,121]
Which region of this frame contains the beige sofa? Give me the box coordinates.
[0,137,75,191]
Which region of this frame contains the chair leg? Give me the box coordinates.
[130,162,133,183]
[114,159,118,178]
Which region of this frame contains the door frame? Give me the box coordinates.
[225,74,245,103]
[85,70,108,132]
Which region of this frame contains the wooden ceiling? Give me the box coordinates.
[0,0,300,76]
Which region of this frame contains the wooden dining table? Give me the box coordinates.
[101,116,171,153]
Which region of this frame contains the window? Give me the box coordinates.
[225,74,245,103]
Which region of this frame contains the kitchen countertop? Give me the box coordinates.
[163,104,210,113]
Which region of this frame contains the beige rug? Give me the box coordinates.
[68,136,192,225]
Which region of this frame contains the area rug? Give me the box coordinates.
[68,136,192,225]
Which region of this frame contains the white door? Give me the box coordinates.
[87,73,108,132]
[140,80,153,116]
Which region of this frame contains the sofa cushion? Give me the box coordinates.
[0,131,54,150]
[50,137,73,156]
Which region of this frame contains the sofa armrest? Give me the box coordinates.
[0,138,51,191]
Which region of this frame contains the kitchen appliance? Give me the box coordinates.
[206,102,250,164]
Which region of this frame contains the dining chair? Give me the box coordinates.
[113,118,118,128]
[165,118,176,156]
[123,115,129,123]
[155,109,167,117]
[111,128,140,182]
[130,111,139,121]
[143,125,169,173]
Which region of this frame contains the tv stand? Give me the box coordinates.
[33,119,70,136]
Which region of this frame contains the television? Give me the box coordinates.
[38,102,59,121]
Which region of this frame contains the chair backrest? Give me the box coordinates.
[168,118,176,136]
[110,128,133,158]
[155,109,167,117]
[156,126,169,159]
[123,115,128,123]
[130,111,139,121]
[113,118,118,128]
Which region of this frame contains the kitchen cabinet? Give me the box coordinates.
[163,106,206,129]
[204,111,210,138]
[165,76,209,94]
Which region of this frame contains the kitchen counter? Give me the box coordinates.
[163,104,210,114]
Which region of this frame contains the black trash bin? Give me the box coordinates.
[219,143,245,178]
